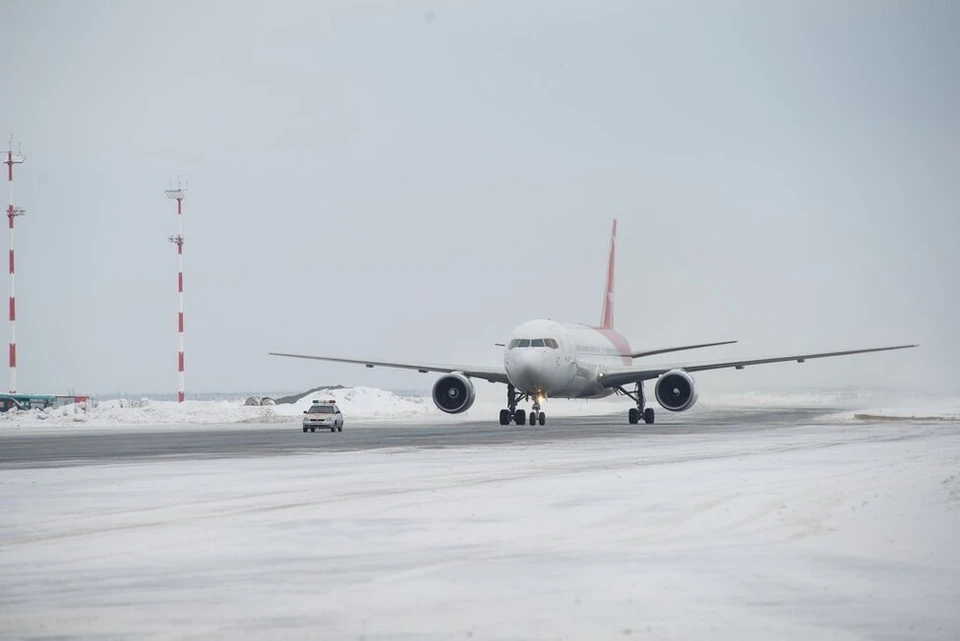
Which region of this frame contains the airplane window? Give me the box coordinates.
[544,338,559,349]
[531,339,545,348]
[518,339,530,347]
[508,339,520,349]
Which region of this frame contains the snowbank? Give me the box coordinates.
[3,385,957,430]
[699,387,893,408]
[0,387,434,429]
[0,385,626,430]
[700,389,960,422]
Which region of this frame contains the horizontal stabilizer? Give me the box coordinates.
[630,340,738,359]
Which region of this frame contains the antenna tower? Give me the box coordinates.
[166,177,187,402]
[5,137,25,393]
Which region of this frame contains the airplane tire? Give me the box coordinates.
[643,408,655,424]
[628,408,639,424]
[538,412,546,426]
[514,410,526,426]
[529,412,537,426]
[499,409,511,425]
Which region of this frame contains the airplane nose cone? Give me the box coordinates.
[508,350,545,391]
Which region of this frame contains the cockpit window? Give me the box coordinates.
[511,338,559,348]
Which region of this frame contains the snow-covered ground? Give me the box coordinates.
[0,385,630,431]
[2,385,957,431]
[1,419,958,640]
[703,388,960,419]
[0,387,432,429]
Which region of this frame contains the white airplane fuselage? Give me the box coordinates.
[503,319,632,399]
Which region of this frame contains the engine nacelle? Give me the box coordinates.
[432,373,476,414]
[654,369,698,412]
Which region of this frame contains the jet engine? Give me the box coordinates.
[654,369,698,412]
[432,373,476,414]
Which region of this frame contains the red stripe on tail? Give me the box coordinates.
[600,219,617,329]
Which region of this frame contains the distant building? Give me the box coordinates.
[0,394,92,413]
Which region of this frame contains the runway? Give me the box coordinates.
[0,406,841,469]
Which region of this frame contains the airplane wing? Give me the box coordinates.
[269,352,510,385]
[598,344,918,388]
[630,340,737,359]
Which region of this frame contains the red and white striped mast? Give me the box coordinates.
[5,137,25,394]
[165,178,186,403]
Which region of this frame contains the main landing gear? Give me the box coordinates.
[498,384,546,426]
[619,382,655,425]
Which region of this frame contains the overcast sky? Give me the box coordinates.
[0,1,957,397]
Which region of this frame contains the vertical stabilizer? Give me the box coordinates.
[600,219,617,329]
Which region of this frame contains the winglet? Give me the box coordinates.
[600,219,617,329]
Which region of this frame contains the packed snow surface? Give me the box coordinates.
[1,419,958,639]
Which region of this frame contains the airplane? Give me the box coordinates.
[271,220,916,427]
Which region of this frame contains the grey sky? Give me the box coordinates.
[0,1,957,396]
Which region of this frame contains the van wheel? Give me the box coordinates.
[310,427,317,432]
[337,425,343,432]
[302,426,308,433]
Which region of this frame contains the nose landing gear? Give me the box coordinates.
[499,384,546,426]
[620,382,655,425]
[529,397,546,426]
